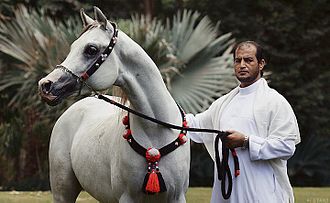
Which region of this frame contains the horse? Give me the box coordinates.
[38,7,190,203]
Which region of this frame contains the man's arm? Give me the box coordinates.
[226,98,300,161]
[185,98,223,143]
[186,114,204,143]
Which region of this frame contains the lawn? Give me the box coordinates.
[0,187,329,202]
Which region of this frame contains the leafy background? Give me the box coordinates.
[0,0,329,190]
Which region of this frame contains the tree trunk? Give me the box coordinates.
[144,0,154,17]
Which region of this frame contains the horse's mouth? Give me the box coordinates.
[39,90,63,106]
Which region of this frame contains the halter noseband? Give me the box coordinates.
[56,22,118,82]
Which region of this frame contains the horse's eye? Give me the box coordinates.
[84,45,99,56]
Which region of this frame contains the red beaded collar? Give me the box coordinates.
[122,112,188,194]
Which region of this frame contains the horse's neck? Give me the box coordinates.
[116,32,181,146]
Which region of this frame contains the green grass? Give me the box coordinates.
[0,187,329,202]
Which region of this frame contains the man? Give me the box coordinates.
[187,41,300,203]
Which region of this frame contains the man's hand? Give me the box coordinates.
[225,130,246,149]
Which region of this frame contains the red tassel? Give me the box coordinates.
[145,171,160,193]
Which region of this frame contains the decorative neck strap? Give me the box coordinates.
[122,109,188,194]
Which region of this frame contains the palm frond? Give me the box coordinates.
[0,5,81,112]
[123,10,238,113]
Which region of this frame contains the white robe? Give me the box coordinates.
[187,78,300,203]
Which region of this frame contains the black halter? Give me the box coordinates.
[55,22,118,81]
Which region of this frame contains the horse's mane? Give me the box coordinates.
[112,86,128,104]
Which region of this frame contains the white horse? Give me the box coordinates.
[38,7,190,203]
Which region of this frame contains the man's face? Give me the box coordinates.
[234,44,264,87]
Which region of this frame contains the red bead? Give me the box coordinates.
[122,115,129,125]
[178,133,187,144]
[123,129,132,139]
[145,148,161,162]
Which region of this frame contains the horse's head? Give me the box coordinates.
[38,7,120,106]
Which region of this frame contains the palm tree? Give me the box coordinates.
[124,10,237,114]
[0,5,82,189]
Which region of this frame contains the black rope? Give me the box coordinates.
[215,134,232,199]
[97,94,227,136]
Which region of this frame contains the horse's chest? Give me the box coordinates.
[70,126,147,192]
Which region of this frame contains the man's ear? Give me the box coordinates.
[259,59,266,71]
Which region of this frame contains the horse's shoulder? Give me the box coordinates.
[65,95,123,114]
[52,96,126,144]
[54,96,123,129]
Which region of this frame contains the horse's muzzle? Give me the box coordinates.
[38,79,59,106]
[38,73,80,106]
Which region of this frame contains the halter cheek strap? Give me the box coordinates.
[81,22,119,80]
[55,22,118,82]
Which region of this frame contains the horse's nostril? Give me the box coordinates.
[41,80,53,93]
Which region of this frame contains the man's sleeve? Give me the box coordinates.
[186,101,219,143]
[249,98,301,161]
[186,114,204,143]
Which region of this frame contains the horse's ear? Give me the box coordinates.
[94,6,107,29]
[80,8,94,27]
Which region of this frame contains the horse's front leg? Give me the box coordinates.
[49,147,82,203]
[49,118,82,203]
[119,192,172,203]
[119,192,136,203]
[169,194,186,203]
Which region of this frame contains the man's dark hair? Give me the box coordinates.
[232,40,267,76]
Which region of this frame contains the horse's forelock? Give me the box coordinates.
[79,21,115,38]
[79,22,100,37]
